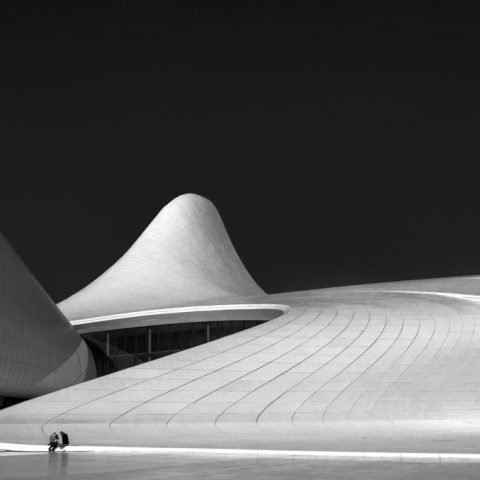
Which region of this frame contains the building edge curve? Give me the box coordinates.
[0,232,96,398]
[58,193,265,321]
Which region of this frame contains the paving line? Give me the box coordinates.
[2,443,480,461]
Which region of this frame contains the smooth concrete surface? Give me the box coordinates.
[5,193,480,456]
[4,285,480,453]
[0,233,95,398]
[58,194,264,320]
[2,452,480,480]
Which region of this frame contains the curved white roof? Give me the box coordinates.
[0,233,95,397]
[5,195,480,454]
[4,283,480,453]
[58,194,264,321]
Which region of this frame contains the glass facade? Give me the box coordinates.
[82,320,264,377]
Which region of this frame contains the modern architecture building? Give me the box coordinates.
[0,232,95,401]
[2,193,480,453]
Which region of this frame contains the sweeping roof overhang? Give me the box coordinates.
[58,194,264,321]
[3,194,480,454]
[0,233,95,398]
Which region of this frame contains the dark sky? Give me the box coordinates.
[0,2,479,302]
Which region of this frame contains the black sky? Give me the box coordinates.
[0,2,479,302]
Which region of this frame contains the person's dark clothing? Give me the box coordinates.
[48,432,59,452]
[59,431,69,448]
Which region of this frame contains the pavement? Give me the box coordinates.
[2,451,480,480]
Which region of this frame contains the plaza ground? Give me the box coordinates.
[2,451,480,480]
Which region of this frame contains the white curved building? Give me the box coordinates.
[2,194,480,454]
[58,194,264,321]
[0,233,96,399]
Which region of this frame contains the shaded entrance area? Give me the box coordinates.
[82,320,265,376]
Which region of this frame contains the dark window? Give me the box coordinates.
[116,335,125,352]
[137,333,147,354]
[82,319,264,377]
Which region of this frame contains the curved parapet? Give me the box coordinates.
[58,194,264,321]
[0,233,96,398]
